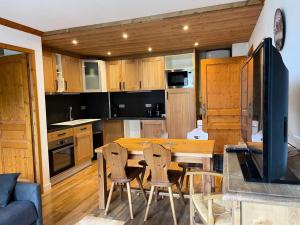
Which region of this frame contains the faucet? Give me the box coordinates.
[69,106,74,121]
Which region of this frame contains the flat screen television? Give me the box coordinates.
[240,38,298,183]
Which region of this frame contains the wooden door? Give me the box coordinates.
[74,125,93,165]
[61,55,83,92]
[166,88,196,139]
[141,120,167,138]
[103,120,124,144]
[42,51,57,92]
[139,57,165,90]
[122,59,140,91]
[106,60,122,92]
[0,54,35,181]
[201,57,246,153]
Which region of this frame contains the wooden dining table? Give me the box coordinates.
[95,138,215,209]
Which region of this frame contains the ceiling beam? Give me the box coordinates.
[0,17,43,36]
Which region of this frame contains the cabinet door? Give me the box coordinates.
[166,88,196,139]
[201,57,246,153]
[122,59,140,91]
[141,120,167,138]
[43,51,57,92]
[103,120,124,144]
[139,57,165,90]
[83,60,101,91]
[106,60,122,92]
[74,125,93,165]
[61,55,83,92]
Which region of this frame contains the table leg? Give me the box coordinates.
[203,158,213,193]
[98,152,107,209]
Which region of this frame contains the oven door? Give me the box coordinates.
[167,70,189,88]
[49,144,75,177]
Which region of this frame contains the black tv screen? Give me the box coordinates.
[241,38,290,183]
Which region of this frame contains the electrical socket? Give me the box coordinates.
[145,104,152,108]
[81,105,86,110]
[119,104,125,108]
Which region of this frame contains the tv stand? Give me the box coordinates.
[237,151,300,184]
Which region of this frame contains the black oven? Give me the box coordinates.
[48,136,75,177]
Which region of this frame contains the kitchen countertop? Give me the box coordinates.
[104,117,166,120]
[47,119,101,133]
[223,147,300,207]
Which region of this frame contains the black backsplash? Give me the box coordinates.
[45,91,165,125]
[110,91,165,117]
[45,93,109,125]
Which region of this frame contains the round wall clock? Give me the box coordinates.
[274,8,285,51]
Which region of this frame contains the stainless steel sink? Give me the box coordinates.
[52,119,100,126]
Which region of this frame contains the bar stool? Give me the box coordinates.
[143,143,185,225]
[103,142,147,219]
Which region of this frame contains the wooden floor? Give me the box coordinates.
[42,161,191,225]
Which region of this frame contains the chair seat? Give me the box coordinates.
[147,169,182,186]
[109,166,143,183]
[178,163,203,169]
[192,194,232,225]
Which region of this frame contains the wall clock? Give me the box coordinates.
[274,8,285,51]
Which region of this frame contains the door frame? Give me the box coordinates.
[0,43,44,189]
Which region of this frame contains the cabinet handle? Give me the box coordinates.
[80,127,87,131]
[123,82,125,90]
[64,81,68,91]
[119,82,122,90]
[139,81,142,89]
[55,80,58,91]
[140,121,143,130]
[166,92,168,100]
[74,136,78,146]
[57,132,66,136]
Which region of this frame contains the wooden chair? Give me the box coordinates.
[103,142,147,219]
[178,162,203,189]
[143,143,184,225]
[188,171,232,225]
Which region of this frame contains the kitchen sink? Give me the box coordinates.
[52,119,100,126]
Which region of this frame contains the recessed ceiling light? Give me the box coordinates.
[72,39,78,45]
[183,25,189,31]
[194,42,199,47]
[148,47,152,52]
[107,51,111,56]
[122,33,128,39]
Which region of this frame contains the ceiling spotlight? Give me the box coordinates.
[122,33,128,39]
[72,39,78,45]
[107,51,111,56]
[194,42,199,47]
[148,47,152,52]
[183,25,189,31]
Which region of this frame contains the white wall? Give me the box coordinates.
[0,25,51,191]
[249,0,300,148]
[232,42,249,57]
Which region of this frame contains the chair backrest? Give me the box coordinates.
[143,143,171,184]
[103,142,128,181]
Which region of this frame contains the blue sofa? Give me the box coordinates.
[0,182,43,225]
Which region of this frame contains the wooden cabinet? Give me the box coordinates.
[74,124,93,165]
[166,88,196,139]
[103,120,124,144]
[201,57,246,153]
[122,59,140,91]
[47,128,74,142]
[61,55,83,92]
[106,60,122,92]
[140,120,167,138]
[43,51,57,92]
[139,57,165,90]
[106,57,165,92]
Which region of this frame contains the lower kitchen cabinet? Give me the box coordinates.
[74,124,93,165]
[103,120,124,144]
[140,120,167,138]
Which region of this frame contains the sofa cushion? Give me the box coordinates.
[0,201,38,225]
[0,173,20,207]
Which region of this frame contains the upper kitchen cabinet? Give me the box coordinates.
[82,60,107,92]
[61,55,83,92]
[139,56,165,90]
[122,59,140,91]
[106,60,122,92]
[43,51,57,92]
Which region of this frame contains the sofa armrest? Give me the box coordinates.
[13,182,43,225]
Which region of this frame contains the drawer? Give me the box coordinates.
[74,124,92,134]
[48,128,74,142]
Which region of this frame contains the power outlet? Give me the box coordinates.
[81,105,86,110]
[119,104,125,108]
[145,104,152,108]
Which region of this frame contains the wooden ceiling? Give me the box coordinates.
[42,1,263,58]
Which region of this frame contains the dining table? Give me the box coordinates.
[95,137,215,209]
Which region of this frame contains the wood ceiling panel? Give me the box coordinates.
[42,3,263,58]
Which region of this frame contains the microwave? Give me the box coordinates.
[166,69,193,88]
